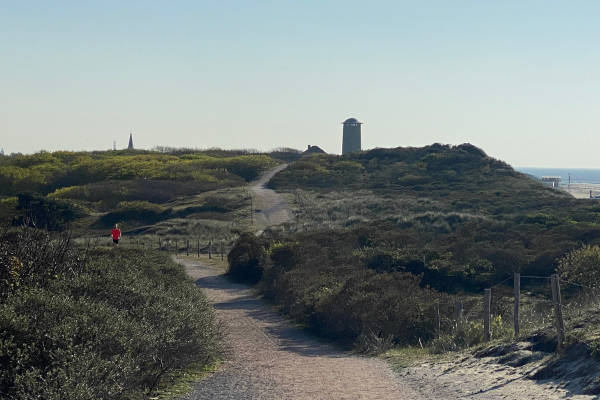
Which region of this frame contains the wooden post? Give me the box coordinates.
[514,272,520,337]
[551,274,565,350]
[159,237,162,250]
[484,288,491,341]
[434,302,441,338]
[197,239,200,258]
[208,240,212,259]
[186,240,189,256]
[221,241,224,261]
[455,300,463,331]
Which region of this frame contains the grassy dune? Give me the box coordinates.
[232,144,600,359]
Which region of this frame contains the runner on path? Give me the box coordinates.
[111,224,121,246]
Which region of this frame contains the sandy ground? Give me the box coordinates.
[562,183,600,199]
[401,351,598,400]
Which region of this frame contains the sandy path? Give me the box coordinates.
[250,164,291,231]
[177,258,429,400]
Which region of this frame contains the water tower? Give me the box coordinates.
[342,118,362,155]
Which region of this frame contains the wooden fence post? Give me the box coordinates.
[514,272,520,337]
[551,274,565,350]
[158,237,161,250]
[455,300,463,331]
[197,239,200,258]
[484,288,491,341]
[221,241,224,261]
[186,240,189,256]
[434,302,441,338]
[208,240,212,259]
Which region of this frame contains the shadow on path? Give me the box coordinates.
[194,270,345,359]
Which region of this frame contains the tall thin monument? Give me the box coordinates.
[128,131,134,150]
[342,118,362,155]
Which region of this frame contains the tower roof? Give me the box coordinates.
[343,117,362,124]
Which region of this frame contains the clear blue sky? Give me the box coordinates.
[1,1,599,167]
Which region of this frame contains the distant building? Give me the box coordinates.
[303,145,326,155]
[128,133,134,150]
[342,118,362,155]
[541,176,561,188]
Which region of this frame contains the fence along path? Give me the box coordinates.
[444,271,600,351]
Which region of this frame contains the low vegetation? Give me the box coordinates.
[226,232,266,284]
[0,228,221,399]
[231,144,600,355]
[0,150,278,196]
[0,149,286,242]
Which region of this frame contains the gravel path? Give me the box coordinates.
[250,164,291,231]
[177,258,429,400]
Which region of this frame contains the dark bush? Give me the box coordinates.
[13,193,84,231]
[227,233,266,284]
[0,228,221,399]
[96,201,169,227]
[254,230,458,349]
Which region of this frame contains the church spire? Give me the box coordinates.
[128,131,134,150]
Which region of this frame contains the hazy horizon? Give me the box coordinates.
[2,1,600,167]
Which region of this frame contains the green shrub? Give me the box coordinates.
[255,230,460,347]
[431,321,484,354]
[97,200,169,227]
[268,242,296,269]
[227,233,266,284]
[557,245,600,288]
[0,229,221,399]
[13,193,85,231]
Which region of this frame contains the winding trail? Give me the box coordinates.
[177,258,428,400]
[249,163,291,231]
[177,165,428,399]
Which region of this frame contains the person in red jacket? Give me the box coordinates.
[111,224,122,246]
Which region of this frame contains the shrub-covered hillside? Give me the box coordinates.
[268,144,600,287]
[0,149,280,233]
[270,143,578,218]
[0,149,278,197]
[228,144,600,351]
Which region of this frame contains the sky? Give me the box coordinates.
[1,1,599,167]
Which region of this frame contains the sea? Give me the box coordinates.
[516,168,600,185]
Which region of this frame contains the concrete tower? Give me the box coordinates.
[128,132,134,150]
[342,118,362,155]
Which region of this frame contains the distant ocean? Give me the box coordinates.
[516,168,600,184]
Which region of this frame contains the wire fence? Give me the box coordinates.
[429,272,600,352]
[75,234,233,261]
